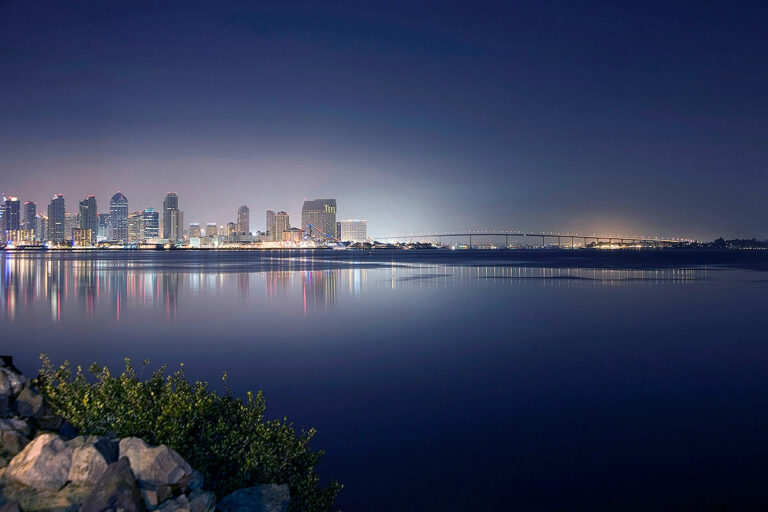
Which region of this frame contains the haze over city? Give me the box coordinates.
[1,1,767,240]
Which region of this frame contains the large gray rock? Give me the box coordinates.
[188,490,216,512]
[0,368,28,397]
[0,418,31,437]
[0,501,23,512]
[4,433,73,490]
[119,438,194,491]
[79,457,147,512]
[67,436,118,485]
[216,485,290,512]
[13,389,43,419]
[156,494,189,512]
[2,430,29,455]
[0,372,11,397]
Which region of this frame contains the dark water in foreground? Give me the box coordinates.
[2,249,768,511]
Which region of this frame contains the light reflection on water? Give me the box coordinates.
[0,253,708,323]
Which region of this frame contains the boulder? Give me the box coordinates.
[0,368,27,397]
[13,389,44,419]
[119,438,194,492]
[4,433,73,490]
[156,495,189,512]
[2,418,31,437]
[0,372,10,397]
[2,430,29,455]
[67,436,119,485]
[80,457,147,512]
[188,490,216,512]
[216,485,290,512]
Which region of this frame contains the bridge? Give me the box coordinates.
[377,231,686,248]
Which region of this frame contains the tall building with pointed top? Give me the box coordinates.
[163,192,183,242]
[237,205,250,234]
[47,194,66,243]
[109,192,128,243]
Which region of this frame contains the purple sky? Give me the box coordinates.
[1,1,767,240]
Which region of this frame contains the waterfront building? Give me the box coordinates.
[301,199,337,240]
[2,197,21,242]
[205,223,218,237]
[274,211,290,242]
[142,208,160,240]
[5,230,35,245]
[282,227,302,242]
[78,195,98,240]
[71,228,93,247]
[97,213,110,241]
[23,201,36,233]
[162,193,183,242]
[109,192,128,243]
[47,194,66,243]
[340,219,368,242]
[127,211,144,243]
[65,213,79,241]
[189,223,202,238]
[237,205,249,234]
[266,210,276,241]
[36,215,47,242]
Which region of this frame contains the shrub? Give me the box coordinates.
[35,355,342,512]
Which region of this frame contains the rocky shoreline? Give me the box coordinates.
[0,356,290,512]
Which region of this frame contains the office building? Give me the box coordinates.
[65,213,79,241]
[79,195,98,239]
[188,223,202,238]
[36,215,47,242]
[97,213,110,241]
[2,197,21,241]
[71,228,93,247]
[23,201,36,233]
[274,211,290,242]
[237,205,249,234]
[142,208,160,240]
[301,199,337,239]
[205,223,218,237]
[163,193,183,242]
[266,210,276,241]
[47,194,66,243]
[109,192,129,243]
[340,219,368,242]
[127,211,144,243]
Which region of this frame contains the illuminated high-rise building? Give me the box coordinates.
[23,201,36,233]
[301,199,337,239]
[142,208,160,240]
[47,194,66,243]
[36,215,47,242]
[97,213,110,240]
[205,223,218,237]
[163,193,183,242]
[65,212,79,241]
[2,197,21,241]
[237,205,249,234]
[189,223,202,238]
[340,219,368,242]
[79,195,98,239]
[109,192,128,243]
[127,211,144,243]
[266,210,276,241]
[274,211,290,242]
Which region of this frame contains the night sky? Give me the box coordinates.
[1,1,766,240]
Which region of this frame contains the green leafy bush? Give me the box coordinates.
[35,355,342,512]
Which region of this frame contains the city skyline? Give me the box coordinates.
[1,2,767,241]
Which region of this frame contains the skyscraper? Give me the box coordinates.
[163,193,183,242]
[65,212,79,241]
[266,210,276,241]
[301,199,337,240]
[79,195,98,239]
[237,205,250,234]
[97,213,110,240]
[47,194,66,243]
[127,212,144,243]
[109,192,129,243]
[142,208,160,240]
[3,197,21,240]
[23,201,36,233]
[340,219,368,242]
[274,211,290,242]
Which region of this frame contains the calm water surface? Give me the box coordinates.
[2,250,768,511]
